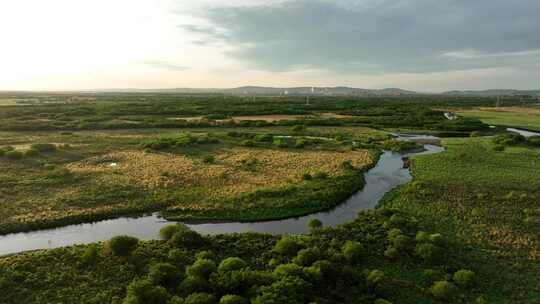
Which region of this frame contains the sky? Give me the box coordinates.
[1,0,539,92]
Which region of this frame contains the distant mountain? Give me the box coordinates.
[78,87,540,97]
[442,89,540,97]
[99,86,420,96]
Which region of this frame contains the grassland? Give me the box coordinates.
[0,127,381,234]
[380,137,540,303]
[457,106,540,131]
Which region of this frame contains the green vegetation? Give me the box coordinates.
[457,106,540,131]
[380,137,540,302]
[0,127,377,234]
[0,211,487,304]
[0,93,538,303]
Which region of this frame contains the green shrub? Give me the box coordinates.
[313,171,329,179]
[218,295,247,304]
[474,296,488,304]
[308,218,322,230]
[202,155,215,164]
[30,143,57,152]
[301,173,312,180]
[24,149,39,157]
[169,227,205,248]
[422,269,443,284]
[169,296,185,304]
[527,136,540,147]
[240,140,254,147]
[428,233,445,246]
[5,150,23,160]
[1,145,15,152]
[493,144,505,152]
[184,292,216,304]
[431,281,457,300]
[342,241,364,264]
[179,276,209,294]
[123,279,169,304]
[218,257,247,273]
[291,125,306,132]
[81,244,100,265]
[294,139,307,148]
[492,133,526,146]
[159,224,180,241]
[415,231,430,242]
[205,114,230,120]
[415,243,442,262]
[272,138,288,148]
[453,269,475,288]
[388,214,408,228]
[147,263,184,288]
[253,275,311,304]
[168,249,190,267]
[254,134,273,142]
[384,247,399,259]
[273,263,304,279]
[273,236,303,257]
[109,235,139,257]
[374,299,393,304]
[187,259,217,279]
[392,234,411,251]
[387,228,403,242]
[366,270,385,287]
[293,248,321,266]
[196,251,215,260]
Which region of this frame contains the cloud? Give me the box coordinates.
[144,61,189,71]
[185,0,540,74]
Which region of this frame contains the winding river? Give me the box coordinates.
[0,136,445,256]
[1,124,537,255]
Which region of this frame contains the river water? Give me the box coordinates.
[507,128,540,137]
[0,142,445,255]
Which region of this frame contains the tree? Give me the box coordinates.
[218,257,247,273]
[159,225,180,241]
[342,241,364,264]
[415,243,442,262]
[179,276,209,295]
[307,219,322,231]
[253,276,311,304]
[123,279,169,304]
[273,236,303,257]
[187,259,217,279]
[431,281,457,300]
[169,227,205,249]
[184,293,216,304]
[109,235,139,257]
[147,263,184,289]
[453,269,475,288]
[293,248,320,266]
[273,263,304,279]
[366,270,385,287]
[219,295,247,304]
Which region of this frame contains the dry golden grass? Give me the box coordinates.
[67,148,372,205]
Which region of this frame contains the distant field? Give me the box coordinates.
[0,99,19,106]
[457,106,540,131]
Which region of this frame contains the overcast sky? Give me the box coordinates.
[1,0,539,91]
